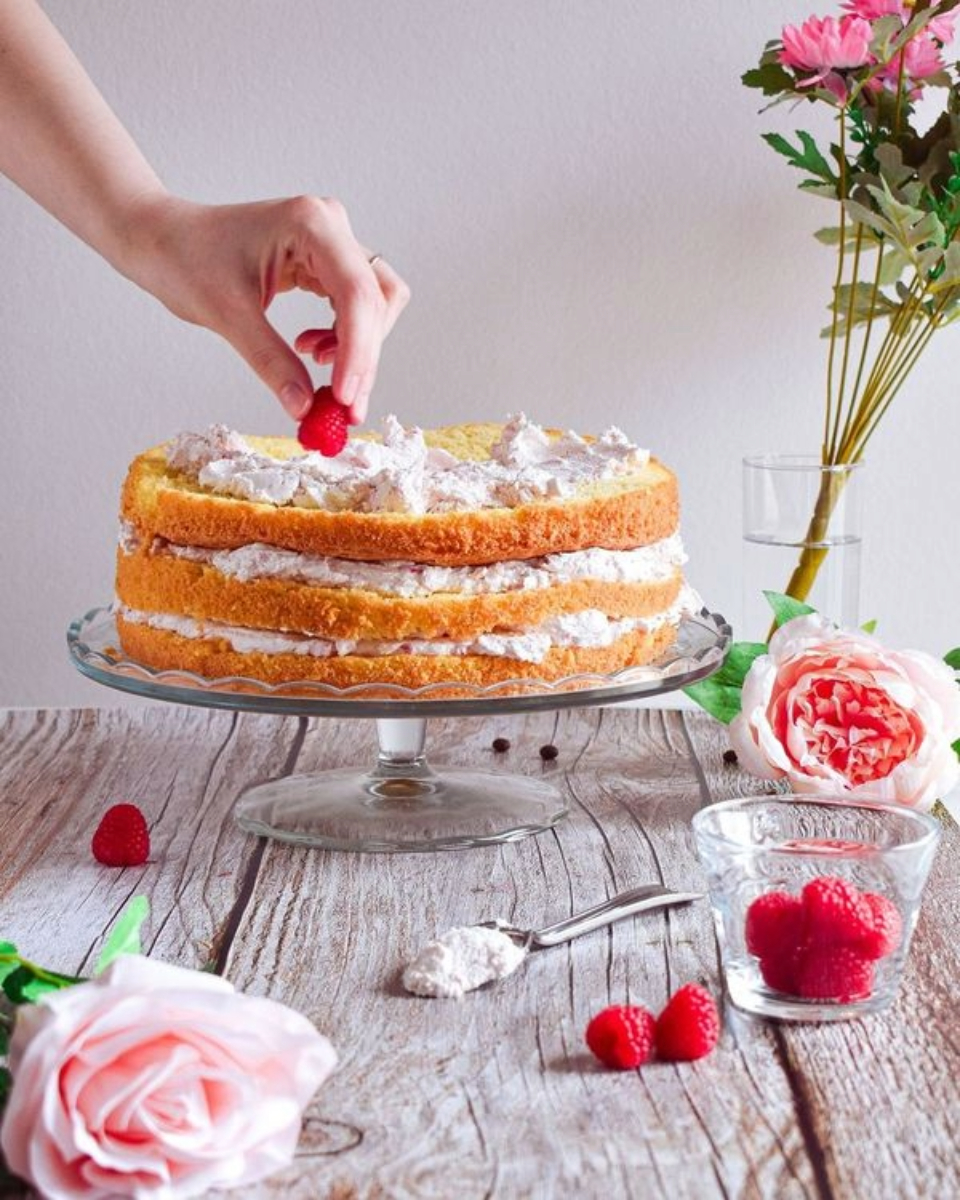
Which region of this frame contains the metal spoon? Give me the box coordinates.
[482,883,704,951]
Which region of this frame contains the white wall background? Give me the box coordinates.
[1,0,957,709]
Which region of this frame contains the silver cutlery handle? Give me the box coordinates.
[529,885,703,949]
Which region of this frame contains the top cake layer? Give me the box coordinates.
[121,415,679,566]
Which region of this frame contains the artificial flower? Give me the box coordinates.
[780,15,874,97]
[0,955,337,1200]
[730,613,960,810]
[743,3,960,610]
[842,0,955,43]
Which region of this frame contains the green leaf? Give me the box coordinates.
[953,737,960,763]
[945,648,960,670]
[0,1065,10,1107]
[928,242,960,293]
[95,896,150,976]
[823,281,900,336]
[814,224,882,249]
[0,944,18,988]
[762,130,838,190]
[764,591,816,628]
[684,641,768,725]
[861,618,878,634]
[0,1018,9,1058]
[742,62,795,97]
[1,962,80,1005]
[874,143,915,190]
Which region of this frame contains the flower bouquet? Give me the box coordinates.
[687,592,960,809]
[745,0,960,606]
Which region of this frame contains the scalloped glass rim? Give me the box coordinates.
[67,606,731,718]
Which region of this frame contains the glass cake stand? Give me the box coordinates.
[67,607,730,852]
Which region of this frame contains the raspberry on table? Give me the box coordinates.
[91,803,150,867]
[491,737,511,753]
[539,744,559,761]
[585,1004,656,1070]
[297,387,349,456]
[654,983,720,1062]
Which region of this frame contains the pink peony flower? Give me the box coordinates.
[0,956,338,1199]
[730,614,960,810]
[780,15,874,98]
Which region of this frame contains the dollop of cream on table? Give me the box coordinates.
[402,924,527,998]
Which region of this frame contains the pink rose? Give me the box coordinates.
[780,15,874,98]
[0,956,337,1199]
[730,614,960,810]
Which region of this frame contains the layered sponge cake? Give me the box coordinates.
[115,415,696,689]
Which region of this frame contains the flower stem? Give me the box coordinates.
[824,109,849,461]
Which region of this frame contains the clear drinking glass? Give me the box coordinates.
[742,454,864,640]
[693,796,941,1021]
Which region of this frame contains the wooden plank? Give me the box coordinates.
[219,707,818,1199]
[3,705,952,1198]
[684,710,960,1200]
[0,706,298,976]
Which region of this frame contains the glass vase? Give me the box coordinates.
[742,454,864,641]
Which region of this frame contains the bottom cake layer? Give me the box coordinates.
[116,612,679,689]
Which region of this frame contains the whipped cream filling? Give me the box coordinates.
[121,525,687,597]
[118,588,699,665]
[165,414,650,516]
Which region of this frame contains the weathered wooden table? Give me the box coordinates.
[0,705,957,1199]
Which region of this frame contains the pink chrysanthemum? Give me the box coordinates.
[842,0,955,44]
[780,15,874,99]
[869,32,948,95]
[842,0,906,17]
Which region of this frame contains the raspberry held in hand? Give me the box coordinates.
[297,387,349,456]
[91,803,150,867]
[654,984,720,1062]
[585,1004,656,1069]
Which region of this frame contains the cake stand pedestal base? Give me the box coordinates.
[68,606,731,854]
[233,717,566,851]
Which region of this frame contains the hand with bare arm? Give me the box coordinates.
[0,0,409,422]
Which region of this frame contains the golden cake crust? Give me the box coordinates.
[115,615,676,690]
[120,426,680,566]
[115,548,683,641]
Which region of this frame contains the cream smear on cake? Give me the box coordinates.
[121,526,687,598]
[165,414,650,516]
[117,587,699,665]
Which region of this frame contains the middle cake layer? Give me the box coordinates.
[116,531,687,642]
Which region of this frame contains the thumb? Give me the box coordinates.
[223,311,314,419]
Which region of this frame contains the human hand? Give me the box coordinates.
[120,193,409,423]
